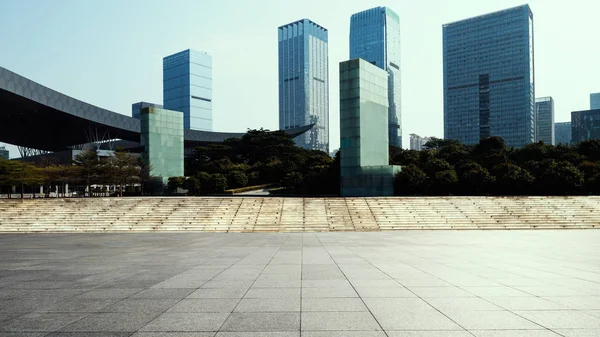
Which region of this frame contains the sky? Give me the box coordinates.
[0,0,599,158]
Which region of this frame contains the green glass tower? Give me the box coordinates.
[140,107,184,182]
[339,59,401,196]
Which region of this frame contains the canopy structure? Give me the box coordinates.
[0,66,313,152]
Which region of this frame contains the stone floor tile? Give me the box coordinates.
[140,313,229,332]
[446,310,544,330]
[470,330,562,336]
[60,312,159,332]
[100,298,180,313]
[301,287,357,298]
[187,288,248,299]
[244,288,300,299]
[234,298,300,312]
[301,312,380,331]
[220,313,300,332]
[0,313,86,332]
[301,298,367,312]
[515,311,600,329]
[130,288,194,299]
[167,299,239,313]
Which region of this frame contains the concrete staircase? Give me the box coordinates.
[0,196,599,232]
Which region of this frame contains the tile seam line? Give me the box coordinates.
[340,235,477,336]
[350,237,565,336]
[313,233,390,336]
[106,234,263,335]
[215,233,293,333]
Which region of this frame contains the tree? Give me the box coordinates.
[209,173,228,194]
[457,162,494,195]
[183,177,201,195]
[433,170,458,195]
[538,161,584,195]
[282,172,304,192]
[227,171,248,189]
[492,163,535,195]
[394,165,428,195]
[577,140,600,161]
[167,177,186,194]
[109,152,140,196]
[74,150,100,197]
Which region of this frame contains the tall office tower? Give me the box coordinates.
[571,109,600,144]
[278,19,329,153]
[350,7,401,148]
[163,49,212,131]
[535,97,555,145]
[409,134,432,151]
[555,122,572,145]
[339,59,400,197]
[591,93,600,110]
[132,102,163,120]
[0,146,8,160]
[443,5,535,148]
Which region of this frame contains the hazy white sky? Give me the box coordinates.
[0,0,598,157]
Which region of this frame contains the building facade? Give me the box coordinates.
[163,49,212,131]
[350,7,401,148]
[535,97,555,145]
[409,134,432,151]
[555,122,571,145]
[0,146,8,160]
[140,107,184,182]
[591,93,600,110]
[571,109,600,144]
[339,59,400,197]
[132,102,163,120]
[443,5,535,148]
[278,19,329,153]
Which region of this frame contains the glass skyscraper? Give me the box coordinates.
[591,93,600,110]
[535,97,555,145]
[443,5,535,148]
[350,7,401,148]
[163,49,212,131]
[278,19,329,153]
[555,122,571,145]
[572,109,600,144]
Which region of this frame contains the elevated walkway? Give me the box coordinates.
[0,196,598,232]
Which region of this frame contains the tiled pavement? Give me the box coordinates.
[0,231,599,336]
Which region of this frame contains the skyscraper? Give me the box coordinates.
[591,93,600,110]
[572,109,600,144]
[409,134,432,151]
[163,49,212,131]
[555,122,571,145]
[350,7,401,148]
[535,97,555,145]
[278,19,329,153]
[443,5,535,148]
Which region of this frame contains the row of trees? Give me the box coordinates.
[0,151,158,198]
[170,129,339,195]
[392,137,600,196]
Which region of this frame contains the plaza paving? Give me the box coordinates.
[0,231,599,336]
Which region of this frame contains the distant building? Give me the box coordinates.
[339,59,400,197]
[409,134,432,151]
[163,49,212,131]
[132,102,163,120]
[350,6,402,148]
[0,146,8,160]
[278,19,329,153]
[591,93,600,110]
[443,5,535,148]
[555,122,572,145]
[571,109,600,144]
[535,97,555,145]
